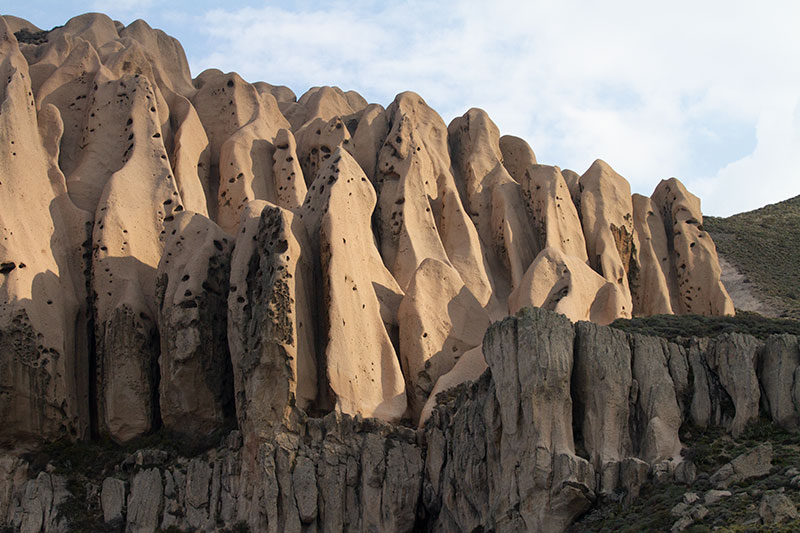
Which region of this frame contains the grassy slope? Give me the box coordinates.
[704,195,800,319]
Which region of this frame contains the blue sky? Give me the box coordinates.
[6,1,800,216]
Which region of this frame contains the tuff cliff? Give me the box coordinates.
[0,12,767,533]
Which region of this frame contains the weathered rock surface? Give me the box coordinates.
[0,12,763,533]
[652,177,734,316]
[156,212,234,436]
[710,443,773,489]
[579,159,635,318]
[759,490,798,524]
[398,258,488,418]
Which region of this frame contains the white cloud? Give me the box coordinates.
[189,0,800,216]
[91,0,154,13]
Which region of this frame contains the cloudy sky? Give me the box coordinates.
[7,1,800,216]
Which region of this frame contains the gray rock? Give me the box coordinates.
[704,489,732,505]
[758,335,800,431]
[620,457,649,504]
[572,322,633,473]
[14,472,69,533]
[101,477,126,523]
[707,334,761,437]
[674,460,696,485]
[630,335,683,463]
[690,504,709,520]
[710,443,772,489]
[670,502,689,517]
[186,457,213,530]
[671,514,694,532]
[126,468,163,533]
[759,490,798,524]
[682,492,700,505]
[292,456,317,523]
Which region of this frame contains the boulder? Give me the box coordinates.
[710,443,772,489]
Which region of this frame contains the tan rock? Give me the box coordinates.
[377,93,494,313]
[253,81,296,104]
[301,148,406,421]
[631,193,676,315]
[90,73,184,443]
[418,345,486,427]
[156,212,233,437]
[46,13,120,51]
[509,247,624,325]
[271,128,307,210]
[448,109,538,299]
[652,178,734,316]
[346,103,388,182]
[215,78,291,233]
[0,22,91,445]
[522,164,588,262]
[295,115,351,187]
[119,19,194,97]
[561,168,582,210]
[166,91,212,217]
[498,134,536,184]
[34,37,106,180]
[284,86,358,131]
[398,259,489,419]
[579,159,634,318]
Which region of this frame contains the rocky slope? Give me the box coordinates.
[0,11,769,532]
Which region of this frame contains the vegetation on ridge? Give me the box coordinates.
[705,194,800,320]
[609,311,800,341]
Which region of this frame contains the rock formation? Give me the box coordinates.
[0,12,761,533]
[3,307,797,532]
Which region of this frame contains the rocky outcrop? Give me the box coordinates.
[0,11,764,532]
[397,258,488,418]
[0,12,738,445]
[156,212,233,437]
[652,178,734,316]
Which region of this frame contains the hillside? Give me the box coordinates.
[705,195,800,319]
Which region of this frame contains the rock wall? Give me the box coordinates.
[0,11,764,532]
[0,14,737,448]
[2,307,799,532]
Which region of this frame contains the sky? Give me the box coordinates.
[5,1,800,216]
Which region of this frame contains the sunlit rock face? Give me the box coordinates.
[0,19,740,530]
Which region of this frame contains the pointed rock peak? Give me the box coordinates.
[499,134,537,182]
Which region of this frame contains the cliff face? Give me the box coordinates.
[0,13,735,446]
[2,307,799,532]
[0,12,761,532]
